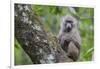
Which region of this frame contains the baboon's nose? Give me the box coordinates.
[66,23,72,32]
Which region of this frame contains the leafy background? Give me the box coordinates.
[15,5,94,65]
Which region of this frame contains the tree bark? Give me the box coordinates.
[15,3,73,64]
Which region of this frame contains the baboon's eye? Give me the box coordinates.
[66,20,73,23]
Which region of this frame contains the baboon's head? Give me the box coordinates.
[61,15,78,32]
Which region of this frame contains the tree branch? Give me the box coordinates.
[15,3,73,64]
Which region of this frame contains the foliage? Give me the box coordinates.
[15,5,94,65]
[15,39,32,65]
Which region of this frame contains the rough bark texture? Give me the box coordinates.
[15,3,73,64]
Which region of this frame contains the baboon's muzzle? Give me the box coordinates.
[66,23,72,32]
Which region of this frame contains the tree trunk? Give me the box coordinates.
[15,3,73,64]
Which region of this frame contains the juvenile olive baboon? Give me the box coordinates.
[58,15,81,61]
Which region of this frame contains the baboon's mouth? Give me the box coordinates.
[66,27,72,32]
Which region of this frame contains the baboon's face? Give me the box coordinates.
[62,16,77,32]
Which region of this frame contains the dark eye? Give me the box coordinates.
[66,20,73,23]
[64,23,67,26]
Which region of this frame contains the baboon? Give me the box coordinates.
[58,15,81,61]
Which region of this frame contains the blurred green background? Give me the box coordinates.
[15,5,94,65]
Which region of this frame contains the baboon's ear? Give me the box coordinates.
[60,16,66,27]
[60,16,65,22]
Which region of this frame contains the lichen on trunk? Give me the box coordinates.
[15,3,73,64]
